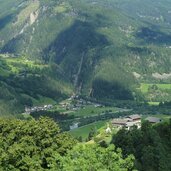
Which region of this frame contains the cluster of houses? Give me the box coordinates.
[60,96,103,112]
[25,104,53,114]
[70,114,162,132]
[59,100,87,111]
[111,114,141,130]
[111,114,162,130]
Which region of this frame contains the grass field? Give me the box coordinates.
[148,102,160,106]
[70,105,122,117]
[69,121,106,141]
[140,83,171,93]
[31,95,56,106]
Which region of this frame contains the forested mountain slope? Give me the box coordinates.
[0,55,73,116]
[0,0,171,114]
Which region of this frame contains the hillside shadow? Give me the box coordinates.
[43,20,109,64]
[136,27,171,45]
[0,14,14,30]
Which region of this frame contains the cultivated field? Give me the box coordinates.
[69,121,106,141]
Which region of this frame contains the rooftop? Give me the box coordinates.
[126,122,137,127]
[145,117,162,123]
[127,114,141,120]
[111,119,128,125]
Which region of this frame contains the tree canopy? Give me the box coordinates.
[0,117,135,171]
[60,144,135,171]
[0,117,77,170]
[111,120,171,171]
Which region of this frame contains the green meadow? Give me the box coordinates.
[140,83,171,93]
[69,121,106,141]
[139,83,171,102]
[70,105,122,117]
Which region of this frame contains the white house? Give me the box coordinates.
[111,114,141,130]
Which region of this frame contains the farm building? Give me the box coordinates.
[111,114,141,130]
[145,117,162,124]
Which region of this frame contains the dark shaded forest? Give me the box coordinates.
[112,120,171,171]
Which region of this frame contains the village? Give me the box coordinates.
[111,114,162,131]
[24,95,104,114]
[59,95,104,111]
[25,104,53,114]
[24,95,163,133]
[70,114,163,132]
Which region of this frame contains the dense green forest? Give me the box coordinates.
[0,117,135,170]
[112,121,171,171]
[0,56,73,115]
[1,116,171,170]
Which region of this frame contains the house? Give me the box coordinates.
[25,107,31,114]
[105,127,112,134]
[126,114,141,123]
[94,104,102,108]
[70,123,79,130]
[125,122,141,130]
[145,117,162,124]
[111,119,128,129]
[111,114,141,130]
